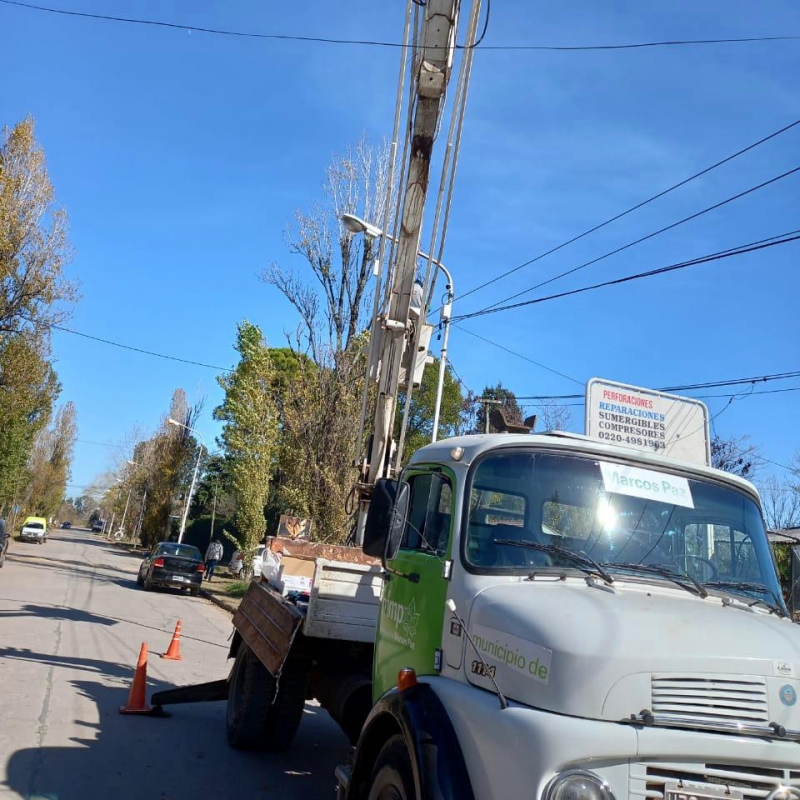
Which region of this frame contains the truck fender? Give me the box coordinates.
[228,629,243,661]
[346,682,475,800]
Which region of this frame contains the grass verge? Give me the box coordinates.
[226,580,251,598]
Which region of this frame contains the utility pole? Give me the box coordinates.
[208,477,218,549]
[118,487,133,537]
[356,0,461,545]
[133,489,147,545]
[477,398,504,434]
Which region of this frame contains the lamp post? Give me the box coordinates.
[168,419,205,544]
[341,213,454,443]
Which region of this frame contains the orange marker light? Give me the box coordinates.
[397,668,418,691]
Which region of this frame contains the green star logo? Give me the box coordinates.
[400,598,420,639]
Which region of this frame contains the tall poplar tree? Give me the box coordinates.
[215,322,279,560]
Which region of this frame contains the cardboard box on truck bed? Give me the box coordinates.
[273,554,315,595]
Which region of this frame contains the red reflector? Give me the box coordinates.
[196,564,205,572]
[153,557,164,568]
[397,669,417,692]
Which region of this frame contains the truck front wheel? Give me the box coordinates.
[367,735,415,800]
[226,644,308,752]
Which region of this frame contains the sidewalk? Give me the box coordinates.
[198,574,246,614]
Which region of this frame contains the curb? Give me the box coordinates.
[200,588,239,615]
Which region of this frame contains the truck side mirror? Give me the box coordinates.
[363,479,409,561]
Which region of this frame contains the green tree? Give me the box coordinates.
[469,382,524,434]
[0,115,76,516]
[23,400,77,518]
[189,454,236,520]
[273,343,365,543]
[0,333,59,514]
[215,322,279,560]
[398,358,466,458]
[136,390,203,547]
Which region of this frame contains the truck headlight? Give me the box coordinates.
[544,770,615,800]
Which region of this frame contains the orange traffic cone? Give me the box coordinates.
[160,620,183,661]
[120,642,153,714]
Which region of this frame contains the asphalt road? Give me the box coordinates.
[0,528,350,799]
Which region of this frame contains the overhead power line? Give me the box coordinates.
[3,0,800,52]
[461,164,800,318]
[51,324,231,372]
[456,322,800,398]
[513,370,800,401]
[525,385,800,409]
[454,229,800,321]
[454,325,583,386]
[77,438,129,450]
[457,117,800,305]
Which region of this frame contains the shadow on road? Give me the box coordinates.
[0,647,133,678]
[2,648,349,799]
[4,554,137,590]
[0,604,119,626]
[0,598,229,649]
[104,547,149,559]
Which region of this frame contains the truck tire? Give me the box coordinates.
[367,735,415,800]
[226,644,276,750]
[260,655,309,753]
[226,645,309,752]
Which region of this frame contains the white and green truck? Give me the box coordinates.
[154,382,800,800]
[147,4,800,794]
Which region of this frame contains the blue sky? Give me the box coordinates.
[1,0,798,497]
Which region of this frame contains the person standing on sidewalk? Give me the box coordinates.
[204,539,224,581]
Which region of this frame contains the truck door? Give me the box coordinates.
[373,468,453,700]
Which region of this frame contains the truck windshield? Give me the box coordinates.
[463,450,782,607]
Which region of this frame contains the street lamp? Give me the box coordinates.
[341,214,454,443]
[168,418,205,544]
[341,213,383,240]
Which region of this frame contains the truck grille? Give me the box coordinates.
[651,675,769,725]
[631,762,800,800]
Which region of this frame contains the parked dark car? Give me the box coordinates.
[0,520,8,568]
[61,521,72,529]
[90,519,104,533]
[136,542,205,595]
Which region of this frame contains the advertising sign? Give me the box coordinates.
[585,378,710,465]
[277,514,312,541]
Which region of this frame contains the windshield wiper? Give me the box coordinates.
[705,580,786,616]
[494,539,614,586]
[603,562,708,599]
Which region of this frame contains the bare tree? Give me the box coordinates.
[0,116,77,337]
[538,404,572,432]
[261,135,391,364]
[711,435,759,480]
[761,477,800,531]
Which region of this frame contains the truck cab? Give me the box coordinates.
[342,431,800,800]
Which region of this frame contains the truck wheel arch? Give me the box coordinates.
[228,629,243,661]
[347,683,475,800]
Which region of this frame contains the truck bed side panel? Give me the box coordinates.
[233,582,304,676]
[304,560,382,644]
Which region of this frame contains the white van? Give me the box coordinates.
[19,516,47,544]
